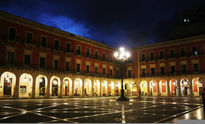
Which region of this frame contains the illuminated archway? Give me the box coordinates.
[149,80,158,96]
[93,80,100,96]
[84,79,92,96]
[108,81,115,96]
[63,77,72,96]
[169,79,179,96]
[36,75,48,97]
[180,78,191,96]
[0,72,16,97]
[140,81,148,96]
[115,82,120,96]
[74,78,82,96]
[192,77,202,96]
[19,73,33,98]
[50,76,60,97]
[101,80,108,96]
[130,82,137,96]
[159,80,168,96]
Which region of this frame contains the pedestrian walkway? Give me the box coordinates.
[166,107,205,123]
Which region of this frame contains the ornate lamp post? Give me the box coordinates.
[114,47,130,101]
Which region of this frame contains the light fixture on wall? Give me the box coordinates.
[109,84,112,87]
[39,78,43,83]
[163,82,165,85]
[53,80,57,85]
[23,75,27,82]
[153,83,156,86]
[65,80,68,85]
[173,82,176,85]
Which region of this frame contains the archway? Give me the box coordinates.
[169,79,179,96]
[159,80,168,96]
[74,78,82,96]
[130,82,137,96]
[192,77,202,96]
[108,81,115,96]
[63,77,72,96]
[101,80,108,96]
[36,75,48,97]
[84,79,92,96]
[50,76,60,97]
[115,82,120,96]
[19,73,33,98]
[180,78,191,96]
[149,80,158,96]
[140,81,148,96]
[93,80,100,96]
[0,72,16,97]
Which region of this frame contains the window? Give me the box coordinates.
[193,64,199,73]
[40,57,45,68]
[150,53,154,61]
[180,48,186,56]
[24,55,30,66]
[66,62,70,71]
[9,28,16,41]
[86,65,90,73]
[171,66,175,74]
[41,36,47,47]
[181,65,186,73]
[170,50,175,58]
[26,32,32,43]
[76,63,80,72]
[103,68,106,75]
[77,46,81,55]
[110,54,113,61]
[192,46,198,55]
[54,60,58,70]
[86,48,90,57]
[160,67,165,75]
[95,51,98,59]
[66,43,70,52]
[103,53,106,60]
[151,68,155,76]
[95,67,98,74]
[142,69,146,76]
[128,70,131,78]
[160,51,164,59]
[7,51,14,64]
[141,54,145,61]
[54,40,59,50]
[110,69,112,76]
[20,86,26,93]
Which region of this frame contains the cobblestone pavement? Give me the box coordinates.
[0,96,204,123]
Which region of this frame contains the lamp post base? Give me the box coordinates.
[116,96,129,101]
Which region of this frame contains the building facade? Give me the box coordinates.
[0,11,204,98]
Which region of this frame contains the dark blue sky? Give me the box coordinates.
[0,0,205,48]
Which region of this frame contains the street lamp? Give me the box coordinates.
[114,47,130,101]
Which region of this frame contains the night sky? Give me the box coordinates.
[0,0,205,48]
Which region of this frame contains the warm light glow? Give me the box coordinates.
[153,83,155,86]
[109,84,112,87]
[94,83,97,86]
[119,47,125,52]
[39,78,43,83]
[126,52,130,58]
[65,80,68,85]
[196,81,199,85]
[53,80,58,85]
[162,82,165,85]
[184,82,187,85]
[85,82,88,85]
[129,84,132,88]
[173,82,175,85]
[23,76,27,82]
[5,75,10,81]
[102,83,105,86]
[114,51,118,58]
[116,84,118,87]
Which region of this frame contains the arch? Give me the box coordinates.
[169,79,179,96]
[101,80,108,96]
[115,81,120,96]
[84,79,92,96]
[36,75,48,97]
[149,80,158,96]
[50,76,61,97]
[192,77,202,96]
[74,78,82,96]
[0,72,16,97]
[19,73,33,98]
[130,82,137,96]
[180,78,191,96]
[108,81,115,96]
[63,77,72,96]
[140,81,148,96]
[93,80,100,96]
[159,80,168,96]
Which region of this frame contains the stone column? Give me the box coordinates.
[72,77,75,97]
[157,81,160,96]
[147,80,150,96]
[167,81,171,96]
[178,79,182,97]
[14,73,20,98]
[189,78,194,96]
[47,75,51,98]
[100,79,102,96]
[82,77,85,97]
[32,73,38,99]
[59,76,63,98]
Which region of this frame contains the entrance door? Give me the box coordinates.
[39,81,45,96]
[52,83,58,96]
[4,78,12,96]
[65,86,68,96]
[199,87,203,96]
